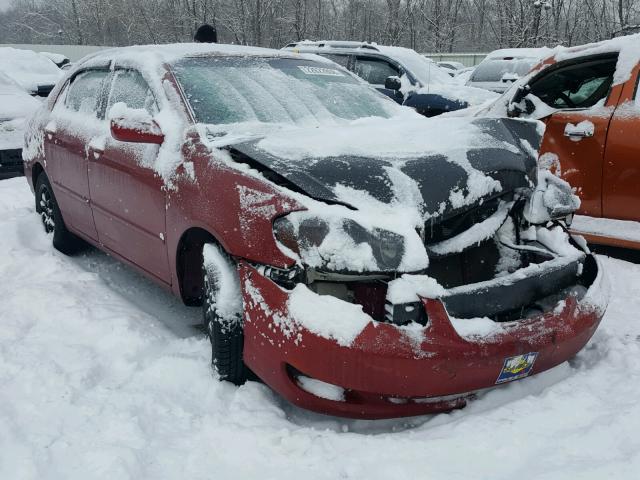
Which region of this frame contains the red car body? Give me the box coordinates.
[24,44,607,418]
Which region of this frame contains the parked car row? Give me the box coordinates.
[0,47,65,179]
[22,42,608,418]
[283,41,499,117]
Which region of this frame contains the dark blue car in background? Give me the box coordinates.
[283,41,498,117]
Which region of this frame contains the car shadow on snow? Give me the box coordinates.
[69,244,202,339]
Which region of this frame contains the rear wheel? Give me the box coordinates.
[202,243,249,385]
[35,173,83,254]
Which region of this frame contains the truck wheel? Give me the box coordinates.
[202,243,249,385]
[35,173,82,255]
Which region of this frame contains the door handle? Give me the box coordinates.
[90,147,104,159]
[564,122,594,139]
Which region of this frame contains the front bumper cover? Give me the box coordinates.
[240,254,607,419]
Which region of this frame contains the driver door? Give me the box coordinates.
[530,55,621,217]
[87,68,170,283]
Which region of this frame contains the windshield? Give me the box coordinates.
[172,56,395,126]
[470,58,538,83]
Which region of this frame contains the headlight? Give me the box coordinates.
[524,170,580,225]
[273,214,405,272]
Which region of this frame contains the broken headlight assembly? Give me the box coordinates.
[272,214,406,273]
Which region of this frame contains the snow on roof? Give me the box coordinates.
[549,33,640,85]
[486,48,552,60]
[80,42,317,70]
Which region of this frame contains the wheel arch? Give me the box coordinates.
[32,162,45,190]
[175,226,224,306]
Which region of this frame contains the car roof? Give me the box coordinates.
[78,43,329,71]
[485,47,552,60]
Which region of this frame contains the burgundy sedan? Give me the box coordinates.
[23,44,606,418]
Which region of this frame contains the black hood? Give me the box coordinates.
[227,117,539,220]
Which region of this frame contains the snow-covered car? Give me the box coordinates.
[40,51,71,69]
[437,60,466,76]
[0,72,40,179]
[453,66,476,84]
[283,41,499,116]
[23,43,607,419]
[0,47,64,96]
[480,34,640,250]
[467,48,550,93]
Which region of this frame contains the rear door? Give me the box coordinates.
[533,55,620,217]
[602,63,640,221]
[45,69,111,240]
[87,68,170,283]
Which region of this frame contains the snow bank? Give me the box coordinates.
[572,215,640,244]
[1,178,640,479]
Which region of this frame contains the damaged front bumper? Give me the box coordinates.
[239,251,607,419]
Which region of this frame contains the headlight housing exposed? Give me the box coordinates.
[273,213,406,273]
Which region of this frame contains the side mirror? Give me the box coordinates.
[109,105,164,144]
[507,85,535,118]
[384,75,402,91]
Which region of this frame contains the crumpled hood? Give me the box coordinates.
[227,117,540,221]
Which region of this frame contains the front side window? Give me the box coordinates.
[353,57,400,85]
[319,54,350,68]
[171,56,395,126]
[107,69,158,115]
[529,56,617,109]
[65,70,110,117]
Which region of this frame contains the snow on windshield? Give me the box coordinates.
[172,57,395,126]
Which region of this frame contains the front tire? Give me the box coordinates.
[35,173,82,254]
[202,243,249,385]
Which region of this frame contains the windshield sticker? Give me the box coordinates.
[496,352,538,384]
[297,66,345,77]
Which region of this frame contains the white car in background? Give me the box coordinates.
[466,48,550,93]
[0,72,40,179]
[0,47,64,97]
[437,60,466,76]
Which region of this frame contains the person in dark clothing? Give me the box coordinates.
[194,24,218,43]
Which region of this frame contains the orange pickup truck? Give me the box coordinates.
[499,35,640,249]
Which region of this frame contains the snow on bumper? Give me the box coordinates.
[239,257,607,419]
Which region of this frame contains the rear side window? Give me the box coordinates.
[529,57,618,109]
[107,69,158,115]
[353,57,400,85]
[65,70,110,116]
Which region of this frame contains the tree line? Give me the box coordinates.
[1,0,638,52]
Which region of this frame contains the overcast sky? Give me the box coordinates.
[0,0,12,11]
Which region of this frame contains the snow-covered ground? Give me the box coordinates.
[1,176,640,479]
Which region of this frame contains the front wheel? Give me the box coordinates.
[202,243,249,385]
[35,173,83,254]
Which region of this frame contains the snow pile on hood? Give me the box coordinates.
[254,111,516,161]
